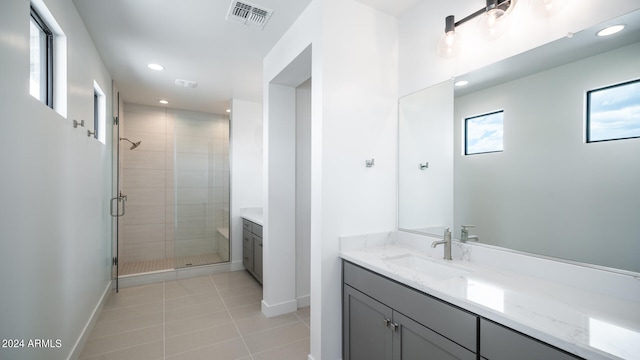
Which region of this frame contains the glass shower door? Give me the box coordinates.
[172,110,230,268]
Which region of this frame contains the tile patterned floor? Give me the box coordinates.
[119,253,225,276]
[79,271,310,360]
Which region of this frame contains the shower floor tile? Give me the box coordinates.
[119,253,224,275]
[79,271,310,360]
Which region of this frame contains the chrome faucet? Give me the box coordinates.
[461,225,479,242]
[431,228,452,260]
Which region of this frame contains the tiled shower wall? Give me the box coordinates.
[119,103,229,265]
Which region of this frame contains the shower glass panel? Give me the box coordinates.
[172,110,230,268]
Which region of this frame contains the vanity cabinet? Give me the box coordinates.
[343,261,477,360]
[343,260,585,360]
[480,319,582,360]
[242,219,262,284]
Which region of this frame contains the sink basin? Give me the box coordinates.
[383,254,471,280]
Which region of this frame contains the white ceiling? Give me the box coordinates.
[72,0,476,115]
[73,0,313,115]
[354,0,421,17]
[72,0,435,115]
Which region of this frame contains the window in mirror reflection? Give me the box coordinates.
[465,110,504,155]
[587,78,640,143]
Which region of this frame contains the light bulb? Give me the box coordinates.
[437,31,461,58]
[437,15,461,58]
[478,7,508,41]
[529,0,569,17]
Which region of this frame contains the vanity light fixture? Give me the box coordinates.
[596,24,625,37]
[147,63,165,71]
[438,0,516,58]
[158,99,169,104]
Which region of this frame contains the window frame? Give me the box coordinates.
[30,5,54,108]
[464,109,505,156]
[586,78,640,143]
[93,90,99,140]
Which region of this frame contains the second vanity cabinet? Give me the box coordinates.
[343,261,477,360]
[343,260,584,360]
[243,219,262,284]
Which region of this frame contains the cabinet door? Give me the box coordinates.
[253,235,263,283]
[243,230,253,273]
[480,319,583,360]
[344,285,393,360]
[393,311,477,360]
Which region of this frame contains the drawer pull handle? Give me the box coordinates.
[383,318,390,327]
[390,323,399,332]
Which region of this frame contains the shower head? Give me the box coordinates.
[119,137,142,150]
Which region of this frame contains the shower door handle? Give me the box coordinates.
[110,196,126,217]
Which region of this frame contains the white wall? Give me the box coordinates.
[398,0,640,96]
[264,0,398,358]
[230,99,263,268]
[0,0,113,359]
[295,78,312,306]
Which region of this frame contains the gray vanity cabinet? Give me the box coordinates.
[480,319,582,360]
[242,219,262,284]
[253,235,263,282]
[343,261,477,360]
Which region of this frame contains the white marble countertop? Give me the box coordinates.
[240,207,263,226]
[340,232,640,360]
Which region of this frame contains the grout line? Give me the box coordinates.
[211,274,256,360]
[294,311,311,330]
[250,337,311,358]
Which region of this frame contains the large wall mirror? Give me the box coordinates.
[398,10,640,273]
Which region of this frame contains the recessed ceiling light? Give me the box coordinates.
[455,80,469,87]
[148,63,165,71]
[597,24,625,37]
[158,99,169,104]
[226,109,231,113]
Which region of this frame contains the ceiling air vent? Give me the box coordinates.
[226,1,273,30]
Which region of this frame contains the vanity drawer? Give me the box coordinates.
[243,219,252,232]
[480,319,583,360]
[243,219,262,237]
[243,231,252,248]
[252,223,262,237]
[343,261,478,352]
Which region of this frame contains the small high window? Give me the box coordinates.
[465,110,504,155]
[586,79,640,143]
[30,6,54,107]
[93,81,106,144]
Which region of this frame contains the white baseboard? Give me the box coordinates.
[67,280,112,360]
[230,259,245,271]
[297,294,311,308]
[261,298,298,318]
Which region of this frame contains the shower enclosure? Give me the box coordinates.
[116,103,229,276]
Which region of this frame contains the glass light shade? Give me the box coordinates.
[437,31,461,58]
[478,8,508,41]
[529,0,568,17]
